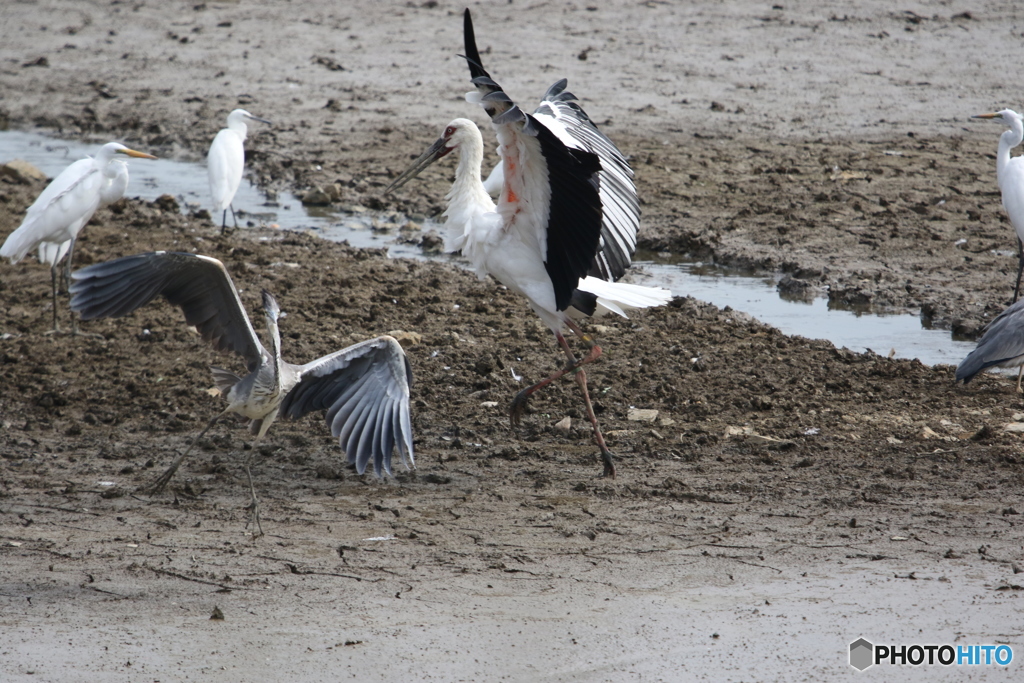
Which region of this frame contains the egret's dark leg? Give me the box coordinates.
[220,209,228,231]
[140,409,227,494]
[1014,238,1024,304]
[62,239,75,294]
[230,205,238,228]
[48,263,61,333]
[63,242,103,339]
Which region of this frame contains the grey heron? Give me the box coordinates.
[0,142,157,333]
[208,109,271,232]
[70,251,414,531]
[973,109,1024,302]
[386,10,669,478]
[956,298,1024,392]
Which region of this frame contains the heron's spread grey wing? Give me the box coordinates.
[280,336,414,477]
[534,80,639,282]
[956,299,1024,382]
[70,251,265,371]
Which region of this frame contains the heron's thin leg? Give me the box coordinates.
[220,209,228,231]
[1014,238,1024,304]
[139,409,227,494]
[509,331,600,425]
[242,416,275,538]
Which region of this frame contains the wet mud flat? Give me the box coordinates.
[2,0,1024,679]
[0,185,1022,680]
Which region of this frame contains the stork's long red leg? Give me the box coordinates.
[509,331,600,424]
[509,324,615,478]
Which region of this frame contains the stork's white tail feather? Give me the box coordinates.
[576,276,672,318]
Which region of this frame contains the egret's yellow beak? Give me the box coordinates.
[119,148,158,160]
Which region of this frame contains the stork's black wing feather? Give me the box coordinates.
[533,120,603,311]
[535,79,639,282]
[462,8,489,82]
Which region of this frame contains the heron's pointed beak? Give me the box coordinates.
[972,113,1000,120]
[119,148,158,160]
[385,136,452,194]
[246,115,273,125]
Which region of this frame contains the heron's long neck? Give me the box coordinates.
[265,316,283,389]
[230,121,249,142]
[998,123,1024,181]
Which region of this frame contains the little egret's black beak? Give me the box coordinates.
[385,136,453,194]
[245,114,273,126]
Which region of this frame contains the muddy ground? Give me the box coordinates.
[1,2,1024,681]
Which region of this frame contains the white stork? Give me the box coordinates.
[387,9,670,477]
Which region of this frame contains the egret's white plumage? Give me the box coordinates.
[974,109,1024,301]
[0,142,156,332]
[387,11,669,477]
[208,108,271,230]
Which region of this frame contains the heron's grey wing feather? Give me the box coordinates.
[957,301,1024,382]
[279,336,414,476]
[70,251,265,371]
[534,83,639,282]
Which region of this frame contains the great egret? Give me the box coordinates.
[208,109,271,232]
[973,109,1024,302]
[70,252,414,531]
[956,298,1024,392]
[386,10,670,478]
[0,142,157,333]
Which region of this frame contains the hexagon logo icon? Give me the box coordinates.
[849,638,874,671]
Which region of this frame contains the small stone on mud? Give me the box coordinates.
[554,416,571,433]
[387,330,422,347]
[627,408,658,422]
[210,606,224,620]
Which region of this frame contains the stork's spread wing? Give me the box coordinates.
[534,80,639,282]
[463,9,604,312]
[956,299,1024,383]
[70,251,266,371]
[280,336,414,477]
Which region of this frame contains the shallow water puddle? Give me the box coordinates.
[0,131,975,367]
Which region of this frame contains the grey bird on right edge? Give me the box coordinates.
[70,251,413,534]
[956,298,1024,393]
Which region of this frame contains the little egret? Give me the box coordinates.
[70,252,414,530]
[973,109,1024,302]
[956,298,1024,392]
[208,109,271,232]
[387,10,670,477]
[0,142,157,333]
